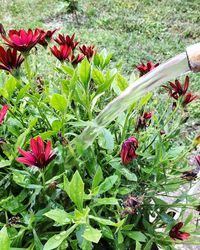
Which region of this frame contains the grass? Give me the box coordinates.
[1,0,200,115]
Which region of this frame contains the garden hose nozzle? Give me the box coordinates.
[186,43,200,72]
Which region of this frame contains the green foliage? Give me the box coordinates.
[0,1,199,248]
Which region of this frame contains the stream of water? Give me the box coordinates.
[75,52,190,148]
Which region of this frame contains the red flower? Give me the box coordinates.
[135,112,153,131]
[2,29,41,53]
[0,105,9,124]
[169,222,190,241]
[16,136,55,169]
[162,76,198,106]
[50,45,71,61]
[195,155,200,167]
[136,61,159,77]
[143,112,153,119]
[121,137,138,165]
[0,23,6,36]
[182,92,198,106]
[0,46,24,74]
[36,28,57,47]
[69,53,85,65]
[163,76,189,100]
[79,45,96,60]
[54,33,79,50]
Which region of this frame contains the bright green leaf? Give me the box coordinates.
[50,93,67,111]
[126,231,147,242]
[43,225,77,250]
[45,209,71,225]
[68,171,84,211]
[83,225,102,243]
[0,226,10,250]
[79,58,91,88]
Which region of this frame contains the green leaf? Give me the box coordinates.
[160,213,175,225]
[33,229,43,250]
[116,73,128,91]
[92,166,103,190]
[45,209,71,225]
[95,197,119,206]
[98,175,118,194]
[5,76,16,99]
[135,241,142,250]
[120,168,137,181]
[50,93,67,111]
[15,129,29,150]
[138,92,152,108]
[100,225,114,240]
[89,215,117,226]
[110,159,137,181]
[61,65,74,77]
[43,224,77,250]
[118,231,124,244]
[79,58,91,88]
[0,160,11,168]
[83,225,102,243]
[98,128,114,151]
[0,226,10,250]
[68,171,84,211]
[126,231,147,242]
[92,68,105,85]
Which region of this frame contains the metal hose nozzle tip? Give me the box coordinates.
[186,43,200,72]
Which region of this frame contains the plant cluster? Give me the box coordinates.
[0,24,199,249]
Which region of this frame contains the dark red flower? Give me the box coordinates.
[16,136,55,169]
[135,112,153,131]
[69,53,85,65]
[36,28,57,47]
[79,45,96,60]
[0,46,24,74]
[2,29,41,53]
[143,112,153,119]
[50,45,71,61]
[54,33,79,50]
[0,104,9,124]
[121,136,138,165]
[182,92,198,106]
[136,61,159,77]
[163,76,190,100]
[163,76,198,106]
[0,23,6,36]
[169,222,190,241]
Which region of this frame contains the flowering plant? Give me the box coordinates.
[0,26,199,249]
